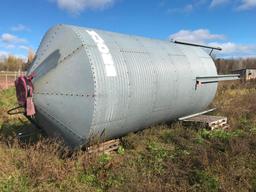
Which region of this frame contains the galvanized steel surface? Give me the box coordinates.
[27,24,218,147]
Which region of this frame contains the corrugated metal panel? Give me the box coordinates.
[122,51,156,131]
[176,45,217,114]
[78,29,131,138]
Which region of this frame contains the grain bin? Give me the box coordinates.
[15,24,239,148]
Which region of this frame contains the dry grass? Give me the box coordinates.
[0,81,256,192]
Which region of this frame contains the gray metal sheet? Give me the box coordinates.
[27,24,219,148]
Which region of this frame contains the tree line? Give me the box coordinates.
[0,51,255,74]
[215,58,256,74]
[0,49,35,72]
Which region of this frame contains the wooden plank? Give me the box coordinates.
[209,121,227,127]
[181,114,230,130]
[183,115,227,124]
[86,139,120,154]
[210,124,230,130]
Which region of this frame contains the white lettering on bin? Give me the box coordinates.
[86,30,117,77]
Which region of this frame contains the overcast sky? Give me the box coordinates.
[0,0,256,59]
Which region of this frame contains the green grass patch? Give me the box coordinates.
[190,170,219,192]
[0,176,29,192]
[199,129,244,141]
[0,88,16,108]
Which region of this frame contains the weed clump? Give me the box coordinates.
[189,170,220,192]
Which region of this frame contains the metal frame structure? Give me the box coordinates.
[172,40,222,56]
[21,24,239,148]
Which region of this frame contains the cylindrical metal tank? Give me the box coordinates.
[26,24,218,148]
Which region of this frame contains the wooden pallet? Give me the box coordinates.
[182,115,230,130]
[86,139,120,154]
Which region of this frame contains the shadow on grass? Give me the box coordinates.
[0,118,46,146]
